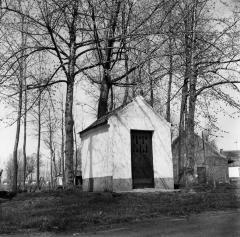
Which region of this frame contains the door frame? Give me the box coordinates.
[130,129,154,189]
[197,166,207,184]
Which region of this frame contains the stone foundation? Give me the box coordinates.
[154,177,174,189]
[83,176,113,192]
[83,176,174,191]
[113,178,132,191]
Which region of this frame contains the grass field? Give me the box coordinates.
[0,184,240,234]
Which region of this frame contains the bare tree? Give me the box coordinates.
[12,2,26,192]
[85,0,177,118]
[6,151,36,188]
[22,72,27,190]
[3,0,91,186]
[175,0,240,185]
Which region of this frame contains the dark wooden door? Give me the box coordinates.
[197,167,206,184]
[131,130,154,189]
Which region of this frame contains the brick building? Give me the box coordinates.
[172,134,229,185]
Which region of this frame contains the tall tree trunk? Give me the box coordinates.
[178,78,188,185]
[166,9,173,122]
[50,155,53,189]
[23,74,27,190]
[178,56,191,185]
[52,152,56,178]
[36,90,41,190]
[166,38,173,122]
[61,99,65,186]
[122,4,129,106]
[97,73,111,118]
[12,10,24,193]
[185,0,198,186]
[64,2,77,187]
[148,58,154,107]
[49,108,57,177]
[178,7,192,185]
[74,124,78,177]
[109,84,114,112]
[185,68,197,185]
[65,81,74,187]
[97,1,121,118]
[132,70,136,98]
[122,55,129,105]
[12,84,22,193]
[21,11,27,191]
[178,0,199,186]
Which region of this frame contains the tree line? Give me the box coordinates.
[0,0,240,191]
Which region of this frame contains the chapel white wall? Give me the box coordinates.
[81,126,112,179]
[109,97,173,181]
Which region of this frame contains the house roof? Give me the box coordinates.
[172,133,226,160]
[222,150,240,162]
[79,99,133,137]
[79,96,169,137]
[79,113,108,137]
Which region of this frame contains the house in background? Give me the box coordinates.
[79,96,174,192]
[172,134,229,185]
[221,150,240,181]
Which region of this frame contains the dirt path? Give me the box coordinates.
[3,209,240,237]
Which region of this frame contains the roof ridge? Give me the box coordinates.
[79,97,135,137]
[79,95,168,137]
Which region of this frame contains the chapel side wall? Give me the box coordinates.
[81,125,113,191]
[110,98,174,191]
[109,110,132,191]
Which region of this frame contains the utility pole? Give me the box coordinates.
[234,141,238,150]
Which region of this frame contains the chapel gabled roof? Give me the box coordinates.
[79,96,169,137]
[79,99,132,137]
[79,113,108,137]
